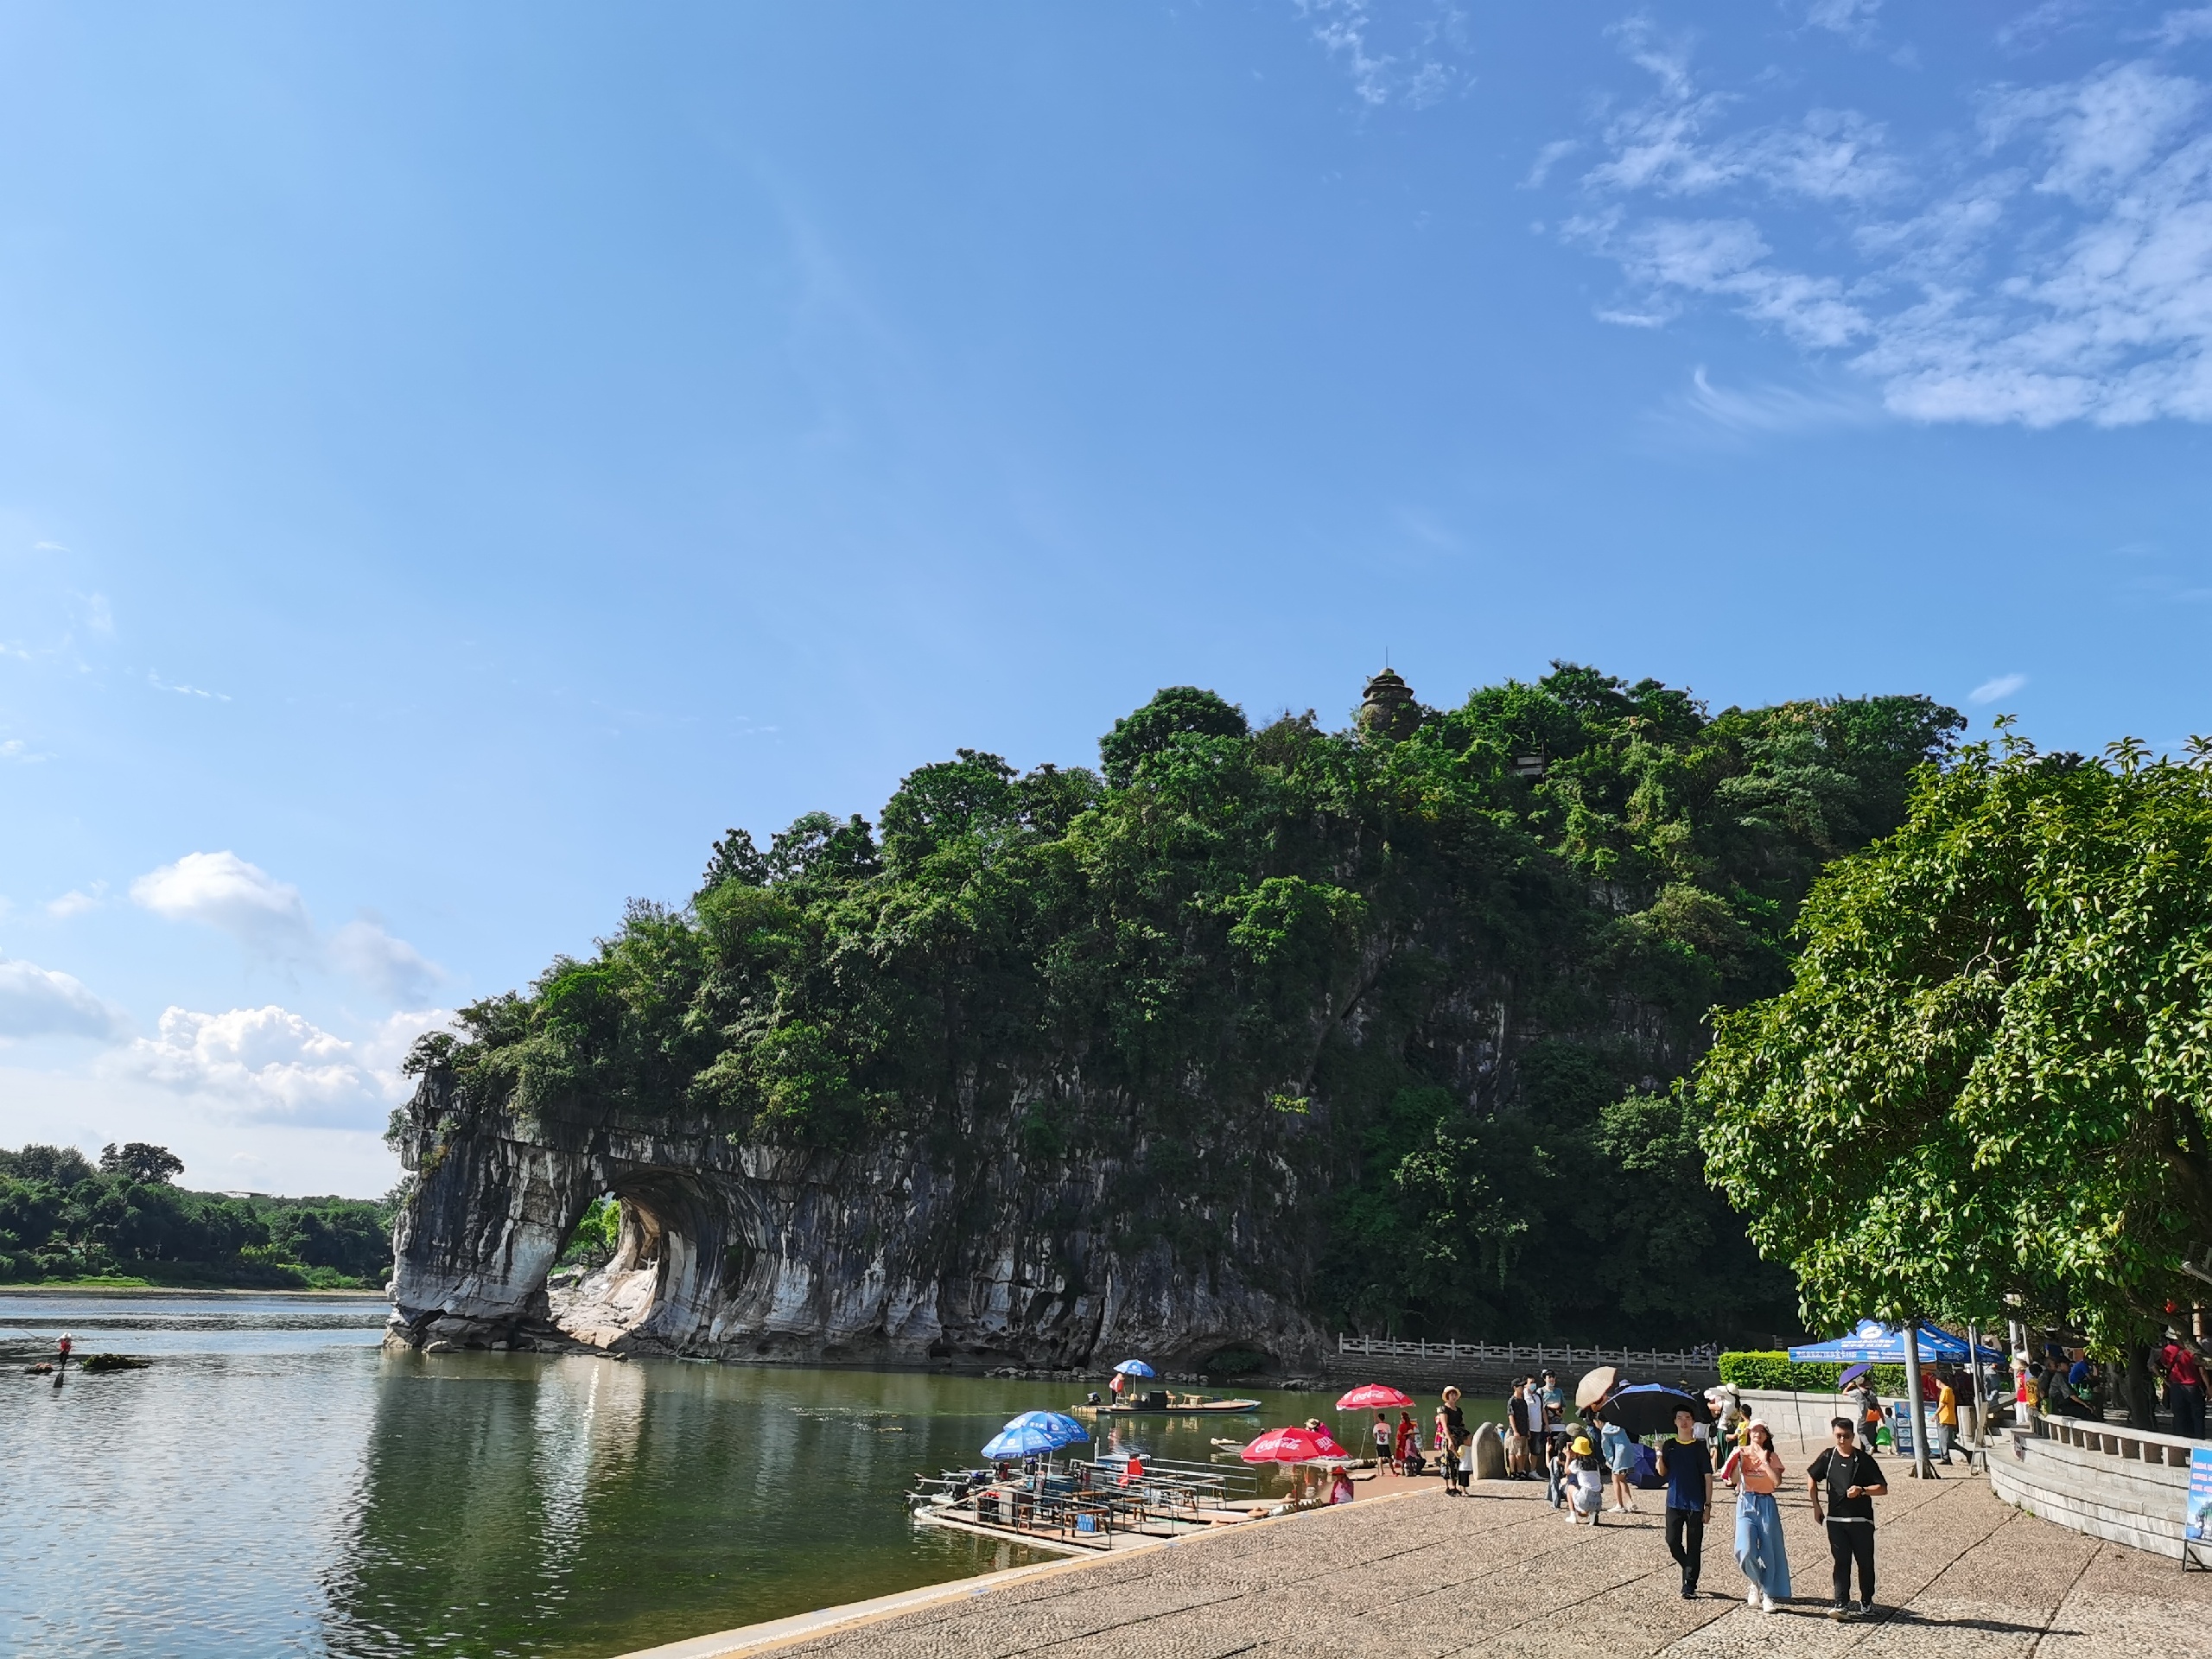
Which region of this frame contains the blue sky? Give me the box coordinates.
[3,2,2209,1194]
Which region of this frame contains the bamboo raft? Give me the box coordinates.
[905,1453,1301,1556]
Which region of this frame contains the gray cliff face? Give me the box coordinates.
[385,1067,1324,1368]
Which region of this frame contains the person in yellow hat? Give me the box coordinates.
[1565,1434,1607,1525]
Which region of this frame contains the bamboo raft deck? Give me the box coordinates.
[906,1452,1314,1557]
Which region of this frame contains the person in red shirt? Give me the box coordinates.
[2164,1338,2205,1439]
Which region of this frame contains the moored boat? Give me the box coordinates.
[1074,1388,1262,1415]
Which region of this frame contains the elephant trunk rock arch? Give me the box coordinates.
[382,1066,1320,1368]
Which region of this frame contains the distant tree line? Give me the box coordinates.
[0,1141,395,1287]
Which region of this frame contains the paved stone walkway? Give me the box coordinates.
[729,1439,2207,1659]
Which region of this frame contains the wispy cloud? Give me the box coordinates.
[1674,365,1879,432]
[148,671,231,701]
[1295,1,1472,110]
[329,918,443,1003]
[1551,30,2212,428]
[2152,8,2212,48]
[1970,671,2030,704]
[46,883,106,920]
[0,738,51,763]
[1802,0,1881,44]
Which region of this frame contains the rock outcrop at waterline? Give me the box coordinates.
[384,1066,1324,1367]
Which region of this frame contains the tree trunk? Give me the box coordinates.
[2121,1340,2157,1430]
[1904,1321,1935,1479]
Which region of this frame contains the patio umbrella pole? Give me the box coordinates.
[1903,1319,1935,1479]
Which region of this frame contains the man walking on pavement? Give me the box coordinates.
[1656,1406,1712,1599]
[1808,1416,1889,1618]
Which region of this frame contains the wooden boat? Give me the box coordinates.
[1077,1388,1262,1415]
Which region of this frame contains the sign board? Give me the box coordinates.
[2187,1447,2212,1570]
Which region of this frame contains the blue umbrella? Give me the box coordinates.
[1839,1363,1872,1389]
[1113,1360,1156,1377]
[981,1411,1090,1460]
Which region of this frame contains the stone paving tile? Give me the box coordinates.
[765,1441,2184,1659]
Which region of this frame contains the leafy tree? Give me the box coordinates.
[1098,686,1249,787]
[1699,728,2212,1386]
[99,1142,185,1185]
[696,826,768,898]
[0,1143,96,1185]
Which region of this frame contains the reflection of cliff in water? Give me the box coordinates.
[315,1354,1041,1659]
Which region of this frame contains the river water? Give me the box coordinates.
[2,1294,1494,1657]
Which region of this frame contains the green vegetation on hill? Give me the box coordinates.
[0,1141,394,1287]
[410,665,1961,1348]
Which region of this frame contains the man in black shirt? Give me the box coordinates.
[1807,1417,1889,1618]
[1655,1407,1713,1598]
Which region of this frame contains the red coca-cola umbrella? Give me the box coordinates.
[1333,1384,1415,1411]
[1241,1425,1350,1464]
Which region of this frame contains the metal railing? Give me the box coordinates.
[1335,1334,1719,1370]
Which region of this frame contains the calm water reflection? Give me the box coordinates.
[3,1295,1472,1657]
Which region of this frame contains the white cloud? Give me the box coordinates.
[329,918,442,1003]
[1969,671,2030,704]
[113,1003,450,1128]
[0,738,50,763]
[1556,41,2212,427]
[46,884,105,919]
[1567,213,1871,347]
[0,957,126,1041]
[130,850,444,1001]
[131,851,316,959]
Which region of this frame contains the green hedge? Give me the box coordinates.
[1719,1351,1907,1394]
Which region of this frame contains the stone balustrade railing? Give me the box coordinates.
[1335,1334,1719,1371]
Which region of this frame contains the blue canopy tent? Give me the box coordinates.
[982,1410,1090,1460]
[1789,1319,1999,1363]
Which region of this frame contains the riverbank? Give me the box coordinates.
[0,1281,387,1298]
[623,1430,2197,1658]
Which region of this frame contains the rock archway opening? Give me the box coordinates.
[546,1167,755,1354]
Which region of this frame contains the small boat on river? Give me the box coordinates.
[1075,1388,1262,1415]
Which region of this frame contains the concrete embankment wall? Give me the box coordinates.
[1987,1414,2194,1560]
